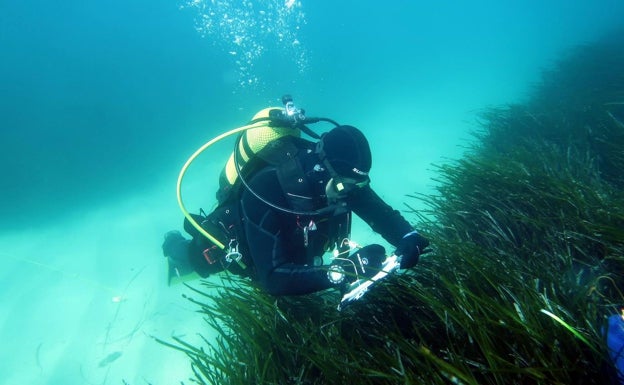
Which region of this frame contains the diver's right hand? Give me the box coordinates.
[395,231,429,269]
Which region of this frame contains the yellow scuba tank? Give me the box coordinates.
[177,95,332,260]
[217,107,302,201]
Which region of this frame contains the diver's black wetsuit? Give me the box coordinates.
[239,149,413,295]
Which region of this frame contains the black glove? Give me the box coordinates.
[328,244,386,285]
[395,231,429,269]
[350,244,385,278]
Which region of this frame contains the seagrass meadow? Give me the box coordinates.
[160,30,624,384]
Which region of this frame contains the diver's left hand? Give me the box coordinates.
[346,244,385,279]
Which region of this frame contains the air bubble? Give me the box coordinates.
[183,0,308,88]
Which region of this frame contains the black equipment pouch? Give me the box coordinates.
[184,203,248,276]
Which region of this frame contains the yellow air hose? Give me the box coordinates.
[176,121,269,250]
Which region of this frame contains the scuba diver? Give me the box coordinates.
[162,96,429,296]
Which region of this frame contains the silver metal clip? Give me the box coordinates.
[225,239,243,264]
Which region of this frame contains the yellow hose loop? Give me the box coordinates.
[176,121,268,250]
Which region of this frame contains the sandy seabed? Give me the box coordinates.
[0,188,220,385]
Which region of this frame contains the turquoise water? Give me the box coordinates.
[3,0,623,228]
[1,1,623,384]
